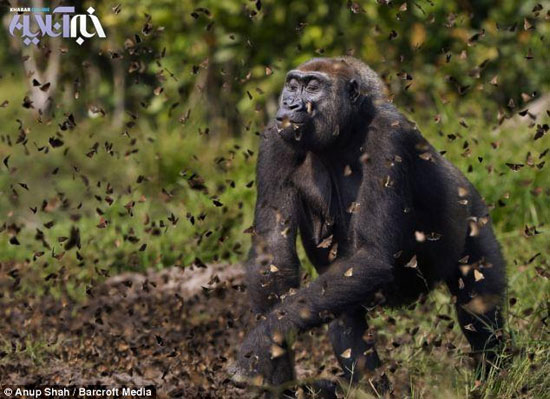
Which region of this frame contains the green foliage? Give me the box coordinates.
[0,1,548,397]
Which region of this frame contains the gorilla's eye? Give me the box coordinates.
[306,80,320,92]
[287,79,299,92]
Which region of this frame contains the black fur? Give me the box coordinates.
[233,57,506,393]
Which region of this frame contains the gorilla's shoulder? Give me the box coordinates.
[371,102,414,129]
[368,101,423,147]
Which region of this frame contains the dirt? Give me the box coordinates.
[0,264,342,398]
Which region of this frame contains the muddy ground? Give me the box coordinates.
[0,264,353,398]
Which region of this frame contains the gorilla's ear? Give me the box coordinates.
[349,79,360,103]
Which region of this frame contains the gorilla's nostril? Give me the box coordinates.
[288,102,303,111]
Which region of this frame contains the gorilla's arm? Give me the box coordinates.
[238,146,413,382]
[238,250,395,384]
[245,129,304,314]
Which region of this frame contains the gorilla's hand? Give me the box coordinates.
[231,322,294,386]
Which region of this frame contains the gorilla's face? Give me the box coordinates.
[275,69,358,150]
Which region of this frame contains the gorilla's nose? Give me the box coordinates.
[287,100,306,111]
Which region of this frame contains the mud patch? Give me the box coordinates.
[0,264,339,398]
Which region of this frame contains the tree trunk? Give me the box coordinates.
[4,0,61,118]
[111,58,126,130]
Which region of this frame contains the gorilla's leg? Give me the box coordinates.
[447,227,506,370]
[272,309,378,399]
[328,306,380,381]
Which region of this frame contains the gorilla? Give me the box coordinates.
[232,57,506,396]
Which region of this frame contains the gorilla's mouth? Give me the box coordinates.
[276,118,306,141]
[276,118,305,129]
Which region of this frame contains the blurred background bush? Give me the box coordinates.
[0,2,548,397]
[0,0,548,298]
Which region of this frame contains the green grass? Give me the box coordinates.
[0,336,60,367]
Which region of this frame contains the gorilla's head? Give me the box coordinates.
[275,57,387,150]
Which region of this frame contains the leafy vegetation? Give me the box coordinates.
[0,0,548,398]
